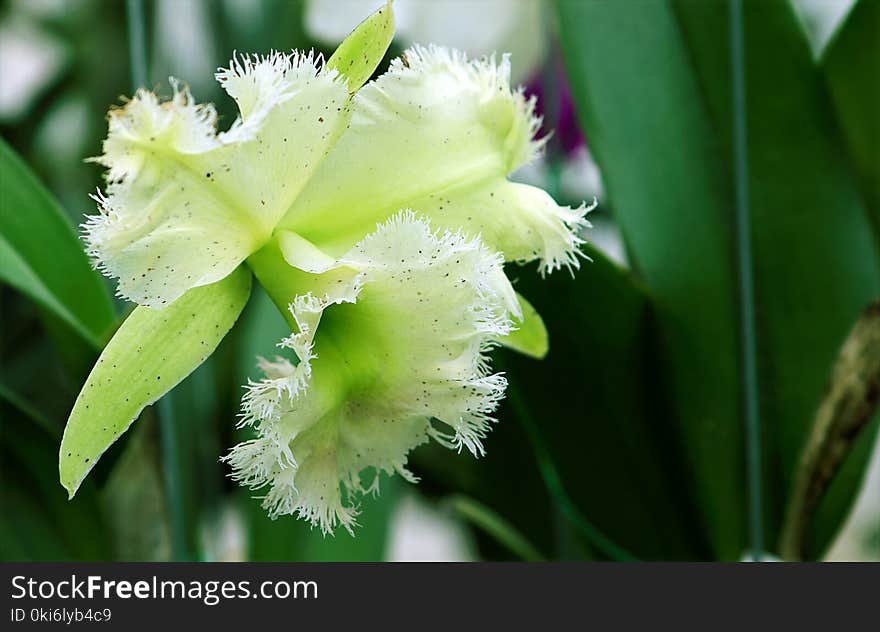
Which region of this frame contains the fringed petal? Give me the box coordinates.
[84,82,260,307]
[215,51,352,225]
[279,44,587,273]
[409,181,595,275]
[86,51,350,308]
[225,212,517,534]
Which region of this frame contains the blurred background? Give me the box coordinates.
[1,0,877,561]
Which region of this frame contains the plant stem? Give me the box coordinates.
[157,393,191,560]
[504,380,638,561]
[730,0,763,561]
[126,0,148,90]
[447,495,546,562]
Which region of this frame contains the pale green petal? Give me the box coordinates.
[86,54,350,308]
[279,45,590,272]
[277,229,338,273]
[85,180,259,308]
[501,292,549,359]
[225,213,517,533]
[408,180,593,274]
[214,51,351,227]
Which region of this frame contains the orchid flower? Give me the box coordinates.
[59,2,592,534]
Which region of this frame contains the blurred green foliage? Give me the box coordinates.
[1,0,878,562]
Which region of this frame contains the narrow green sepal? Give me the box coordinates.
[325,0,395,91]
[501,292,549,359]
[59,267,252,498]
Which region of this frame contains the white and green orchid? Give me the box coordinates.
[59,2,592,534]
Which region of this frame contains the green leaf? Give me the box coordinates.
[557,0,745,558]
[0,138,115,347]
[821,0,880,247]
[674,0,879,559]
[410,403,562,560]
[558,0,880,559]
[502,251,705,560]
[59,267,252,498]
[1,400,111,561]
[0,235,98,346]
[0,380,58,440]
[325,0,395,91]
[500,292,549,359]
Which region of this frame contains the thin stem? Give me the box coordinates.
[504,380,638,561]
[447,495,546,562]
[539,0,563,202]
[157,394,191,560]
[126,0,148,90]
[0,382,58,439]
[730,0,764,560]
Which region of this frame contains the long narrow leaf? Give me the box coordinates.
[0,234,98,347]
[0,138,115,345]
[673,0,880,559]
[503,249,706,560]
[557,0,745,559]
[558,0,880,559]
[821,0,880,247]
[1,402,110,561]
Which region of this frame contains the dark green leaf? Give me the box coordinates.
[0,138,115,347]
[0,402,111,561]
[411,404,563,560]
[821,0,880,247]
[101,415,172,561]
[558,0,880,558]
[447,494,545,561]
[674,0,879,559]
[503,252,706,560]
[557,0,745,559]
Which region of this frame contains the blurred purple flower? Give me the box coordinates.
[524,60,584,156]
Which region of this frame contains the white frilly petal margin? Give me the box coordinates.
[224,212,519,534]
[280,44,593,274]
[83,51,350,308]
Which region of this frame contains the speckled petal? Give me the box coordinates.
[225,213,517,533]
[279,45,591,273]
[85,52,350,308]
